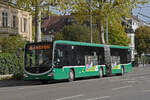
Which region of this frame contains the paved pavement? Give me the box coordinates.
[0,80,41,87]
[1,67,150,100]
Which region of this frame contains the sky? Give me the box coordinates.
[132,0,150,23]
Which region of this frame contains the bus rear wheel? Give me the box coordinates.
[99,68,103,78]
[68,69,74,82]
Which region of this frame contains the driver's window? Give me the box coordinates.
[54,48,64,66]
[57,49,63,57]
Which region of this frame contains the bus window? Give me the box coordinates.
[127,50,131,63]
[54,44,72,67]
[25,44,53,68]
[24,42,53,73]
[84,47,98,67]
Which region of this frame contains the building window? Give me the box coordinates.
[12,16,16,28]
[2,12,8,27]
[22,18,27,32]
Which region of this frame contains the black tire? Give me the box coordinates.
[121,67,124,75]
[41,80,49,84]
[68,69,74,82]
[99,68,103,78]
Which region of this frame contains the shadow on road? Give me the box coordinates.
[0,79,77,88]
[0,80,41,88]
[0,77,104,88]
[0,75,123,88]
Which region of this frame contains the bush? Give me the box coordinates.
[0,35,26,80]
[0,35,26,53]
[0,53,24,80]
[13,73,23,80]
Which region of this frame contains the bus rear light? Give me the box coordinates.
[48,73,53,76]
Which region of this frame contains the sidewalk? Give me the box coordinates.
[0,80,40,87]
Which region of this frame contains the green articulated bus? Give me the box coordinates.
[24,40,132,83]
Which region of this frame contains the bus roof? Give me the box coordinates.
[54,40,130,49]
[109,45,130,49]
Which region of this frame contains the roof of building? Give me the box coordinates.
[41,15,72,28]
[41,15,73,35]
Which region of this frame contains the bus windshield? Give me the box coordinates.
[25,43,53,68]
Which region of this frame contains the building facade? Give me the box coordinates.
[125,16,150,62]
[0,2,32,41]
[41,15,73,41]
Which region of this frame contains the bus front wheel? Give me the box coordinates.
[68,69,74,82]
[99,68,103,78]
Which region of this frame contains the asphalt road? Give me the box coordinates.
[1,67,150,100]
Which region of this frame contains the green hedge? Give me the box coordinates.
[0,53,24,76]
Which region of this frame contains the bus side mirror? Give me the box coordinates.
[57,58,60,63]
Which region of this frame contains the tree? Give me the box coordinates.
[54,24,101,43]
[58,0,147,45]
[0,35,27,53]
[108,21,130,46]
[14,0,64,42]
[135,26,150,55]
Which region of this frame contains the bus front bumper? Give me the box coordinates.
[24,72,54,81]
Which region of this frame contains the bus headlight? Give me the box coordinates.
[48,73,53,76]
[24,74,28,77]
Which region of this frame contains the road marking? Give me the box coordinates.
[55,94,84,100]
[18,86,36,90]
[137,76,146,79]
[112,85,132,91]
[86,96,110,100]
[127,81,136,83]
[143,90,150,92]
[120,78,136,81]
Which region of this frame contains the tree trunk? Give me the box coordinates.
[100,24,105,44]
[35,1,41,42]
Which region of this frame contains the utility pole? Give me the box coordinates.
[88,0,93,43]
[106,15,108,43]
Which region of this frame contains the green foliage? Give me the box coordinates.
[15,0,59,14]
[54,32,64,40]
[0,35,26,53]
[58,0,147,45]
[0,35,26,80]
[0,53,24,79]
[135,26,150,55]
[108,21,130,46]
[15,0,62,42]
[54,24,101,43]
[32,26,35,40]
